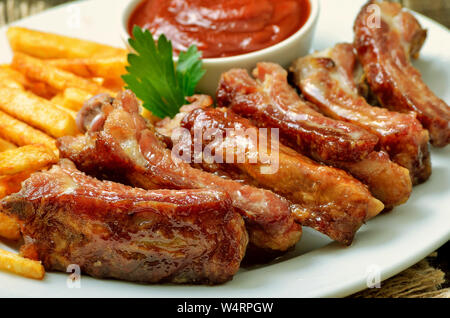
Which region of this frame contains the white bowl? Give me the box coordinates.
[120,0,320,96]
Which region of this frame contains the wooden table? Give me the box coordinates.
[0,0,449,298]
[401,0,450,28]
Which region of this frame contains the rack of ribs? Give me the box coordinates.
[290,43,431,184]
[156,102,383,245]
[57,91,301,252]
[217,63,412,208]
[354,0,450,147]
[0,159,248,284]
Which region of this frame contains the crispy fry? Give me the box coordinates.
[48,55,127,80]
[0,170,32,242]
[0,138,16,152]
[0,213,21,241]
[0,171,31,241]
[24,80,57,99]
[0,171,33,243]
[50,100,78,121]
[92,77,105,86]
[7,26,126,59]
[0,171,31,197]
[64,88,92,111]
[52,88,92,112]
[51,95,79,119]
[141,108,160,124]
[11,53,111,95]
[0,248,45,280]
[0,145,57,176]
[0,66,26,89]
[103,78,125,91]
[0,111,57,153]
[50,94,64,105]
[0,66,56,98]
[0,87,77,138]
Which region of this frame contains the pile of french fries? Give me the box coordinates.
[0,27,131,280]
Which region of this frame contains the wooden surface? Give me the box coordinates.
[0,0,70,25]
[0,0,448,298]
[401,0,450,28]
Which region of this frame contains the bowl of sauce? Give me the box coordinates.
[121,0,319,94]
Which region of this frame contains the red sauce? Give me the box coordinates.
[128,0,311,58]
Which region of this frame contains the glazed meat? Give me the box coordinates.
[354,0,450,147]
[57,91,301,252]
[337,151,412,208]
[217,63,412,208]
[0,160,248,284]
[220,66,379,163]
[157,104,383,245]
[290,43,431,184]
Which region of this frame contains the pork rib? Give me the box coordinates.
[220,66,378,163]
[161,105,384,245]
[57,91,301,252]
[0,160,248,284]
[217,63,412,208]
[290,43,431,184]
[354,0,450,147]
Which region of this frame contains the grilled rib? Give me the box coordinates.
[156,103,383,245]
[290,43,431,184]
[354,0,450,147]
[0,159,248,284]
[57,91,301,252]
[219,67,379,163]
[217,63,412,208]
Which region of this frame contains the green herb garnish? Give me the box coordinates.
[122,26,206,119]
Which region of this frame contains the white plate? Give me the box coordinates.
[0,0,449,298]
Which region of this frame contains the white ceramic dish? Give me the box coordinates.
[0,0,448,298]
[119,0,320,95]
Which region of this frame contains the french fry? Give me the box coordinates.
[103,78,125,92]
[12,53,111,95]
[52,87,92,112]
[0,183,5,198]
[0,66,56,99]
[141,108,160,124]
[24,80,57,100]
[54,104,78,121]
[0,213,21,241]
[48,55,127,80]
[0,248,45,280]
[7,26,126,59]
[92,77,105,86]
[0,171,30,241]
[0,87,77,138]
[0,66,26,89]
[0,171,30,197]
[0,138,16,152]
[0,110,57,153]
[50,95,79,120]
[0,145,57,176]
[64,87,92,111]
[50,94,64,105]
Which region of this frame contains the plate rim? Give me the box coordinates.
[0,0,449,298]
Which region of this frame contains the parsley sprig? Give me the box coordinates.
[122,26,206,119]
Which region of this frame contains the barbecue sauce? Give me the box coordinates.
[128,0,311,58]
